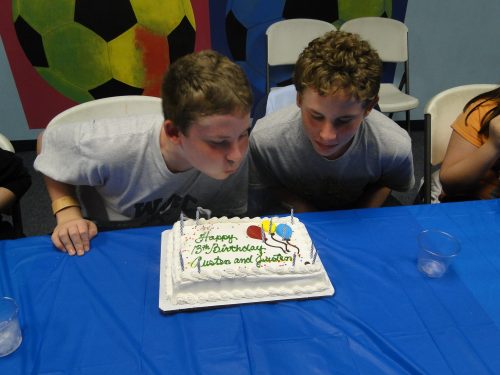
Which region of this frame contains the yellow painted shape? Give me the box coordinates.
[131,0,196,35]
[108,25,145,87]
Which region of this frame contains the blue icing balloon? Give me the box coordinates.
[276,223,293,240]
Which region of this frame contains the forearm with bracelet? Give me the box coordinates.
[51,196,81,216]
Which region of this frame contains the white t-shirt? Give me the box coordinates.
[35,114,248,223]
[250,106,414,210]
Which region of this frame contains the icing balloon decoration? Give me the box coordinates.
[258,220,301,255]
[276,224,292,240]
[261,219,276,234]
[246,225,263,240]
[246,221,301,256]
[246,224,286,252]
[273,223,300,255]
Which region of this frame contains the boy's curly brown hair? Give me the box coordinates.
[294,30,382,108]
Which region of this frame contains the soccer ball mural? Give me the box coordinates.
[224,0,393,98]
[12,0,196,103]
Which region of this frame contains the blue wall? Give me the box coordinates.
[397,0,500,121]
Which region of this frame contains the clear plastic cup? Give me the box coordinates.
[417,229,461,278]
[0,297,22,357]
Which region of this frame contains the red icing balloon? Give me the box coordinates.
[247,225,265,240]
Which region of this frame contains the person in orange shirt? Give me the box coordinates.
[440,87,500,200]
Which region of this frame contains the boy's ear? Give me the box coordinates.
[364,96,379,116]
[296,92,302,108]
[164,120,181,143]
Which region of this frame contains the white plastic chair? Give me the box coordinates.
[265,84,297,115]
[0,133,24,236]
[43,95,163,223]
[266,19,336,94]
[47,95,162,127]
[340,17,419,132]
[423,84,499,203]
[0,133,15,152]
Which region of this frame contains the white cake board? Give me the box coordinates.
[159,229,335,313]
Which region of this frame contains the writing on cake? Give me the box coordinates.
[183,219,312,271]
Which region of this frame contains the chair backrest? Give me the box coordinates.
[340,17,417,131]
[44,95,163,222]
[266,19,336,66]
[266,19,336,93]
[340,17,408,63]
[425,84,499,166]
[47,95,162,127]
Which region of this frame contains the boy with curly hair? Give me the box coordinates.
[250,30,414,213]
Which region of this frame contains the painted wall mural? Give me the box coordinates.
[217,0,406,105]
[0,0,406,132]
[0,0,210,130]
[13,0,196,102]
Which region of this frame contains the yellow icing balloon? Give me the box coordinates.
[261,219,277,234]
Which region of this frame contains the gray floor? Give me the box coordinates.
[14,129,424,238]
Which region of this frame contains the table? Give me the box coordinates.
[1,200,500,374]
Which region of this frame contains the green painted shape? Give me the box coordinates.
[43,23,111,90]
[37,67,94,103]
[339,0,391,21]
[13,0,75,33]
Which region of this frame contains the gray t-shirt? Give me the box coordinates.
[35,114,248,224]
[249,106,414,210]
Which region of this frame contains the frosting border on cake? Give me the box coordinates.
[161,216,334,309]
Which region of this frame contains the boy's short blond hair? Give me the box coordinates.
[294,30,382,107]
[161,50,253,134]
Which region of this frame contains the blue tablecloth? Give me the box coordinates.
[1,200,500,374]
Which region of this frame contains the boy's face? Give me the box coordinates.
[175,112,250,180]
[297,88,374,160]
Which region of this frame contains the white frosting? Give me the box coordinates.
[165,216,331,306]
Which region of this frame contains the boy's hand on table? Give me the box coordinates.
[53,207,98,256]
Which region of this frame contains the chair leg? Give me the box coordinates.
[424,114,432,204]
[406,110,411,134]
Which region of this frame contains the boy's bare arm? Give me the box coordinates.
[274,187,317,213]
[0,187,16,213]
[355,184,391,208]
[440,116,500,196]
[275,184,390,212]
[44,176,98,256]
[37,131,97,256]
